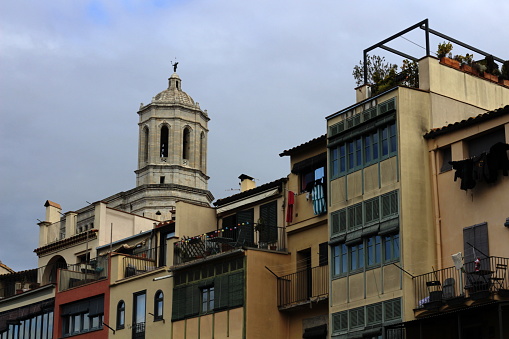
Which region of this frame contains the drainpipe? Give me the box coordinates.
[430,148,443,269]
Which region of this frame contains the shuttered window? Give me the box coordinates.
[260,201,278,244]
[381,191,398,219]
[349,306,365,328]
[237,209,254,246]
[332,311,348,333]
[384,298,401,321]
[366,302,383,325]
[463,223,489,264]
[319,242,328,266]
[172,269,244,321]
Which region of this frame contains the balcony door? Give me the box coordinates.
[132,291,146,339]
[297,248,312,302]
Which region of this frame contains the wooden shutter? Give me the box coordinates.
[184,285,200,317]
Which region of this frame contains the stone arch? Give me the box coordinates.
[42,255,68,284]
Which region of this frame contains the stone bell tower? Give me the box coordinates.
[131,68,213,218]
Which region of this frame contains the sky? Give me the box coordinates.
[1,0,508,271]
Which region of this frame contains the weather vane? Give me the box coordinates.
[171,58,178,73]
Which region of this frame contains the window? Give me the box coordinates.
[133,291,146,337]
[367,236,382,266]
[160,125,169,158]
[350,243,364,271]
[142,126,149,163]
[463,223,489,264]
[259,201,278,245]
[384,234,400,262]
[61,296,103,337]
[332,233,398,276]
[201,286,215,313]
[332,243,348,276]
[160,176,165,184]
[154,291,164,321]
[331,298,401,335]
[329,121,397,179]
[467,128,505,158]
[319,242,328,266]
[182,127,191,160]
[440,146,452,172]
[116,301,125,330]
[200,132,205,169]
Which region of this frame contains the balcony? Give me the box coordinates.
[413,256,508,314]
[174,225,287,265]
[122,247,160,279]
[58,256,108,292]
[277,264,329,310]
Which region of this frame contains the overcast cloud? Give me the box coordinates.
[1,0,508,271]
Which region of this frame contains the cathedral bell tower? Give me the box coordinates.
[132,68,213,218]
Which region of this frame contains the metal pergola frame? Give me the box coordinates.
[363,18,505,84]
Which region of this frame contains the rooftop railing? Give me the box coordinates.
[414,256,508,311]
[174,225,287,265]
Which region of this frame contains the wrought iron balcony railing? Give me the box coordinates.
[277,264,329,308]
[414,256,508,311]
[174,225,287,265]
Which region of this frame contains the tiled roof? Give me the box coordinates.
[33,229,98,255]
[213,178,287,207]
[279,134,326,157]
[0,262,15,274]
[424,105,509,139]
[44,200,61,209]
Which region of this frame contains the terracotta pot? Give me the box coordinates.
[440,57,460,69]
[483,72,499,82]
[461,64,478,75]
[499,79,509,87]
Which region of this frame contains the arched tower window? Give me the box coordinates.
[183,127,191,160]
[160,125,169,158]
[117,300,125,330]
[200,132,205,169]
[143,126,149,163]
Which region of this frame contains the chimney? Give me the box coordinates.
[355,84,371,103]
[239,174,256,192]
[44,200,62,223]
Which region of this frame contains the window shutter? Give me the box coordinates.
[214,274,229,310]
[332,311,347,332]
[331,212,340,235]
[171,286,185,321]
[184,285,200,317]
[366,302,382,325]
[319,242,328,266]
[463,223,489,264]
[228,271,244,308]
[384,298,401,321]
[237,209,254,246]
[382,191,398,218]
[260,201,278,243]
[339,210,346,233]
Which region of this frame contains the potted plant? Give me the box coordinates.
[457,54,477,74]
[483,55,500,82]
[437,42,459,69]
[499,60,509,86]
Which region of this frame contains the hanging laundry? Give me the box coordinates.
[286,191,294,223]
[311,181,326,215]
[488,142,509,176]
[449,159,476,190]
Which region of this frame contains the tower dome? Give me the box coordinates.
[152,73,197,108]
